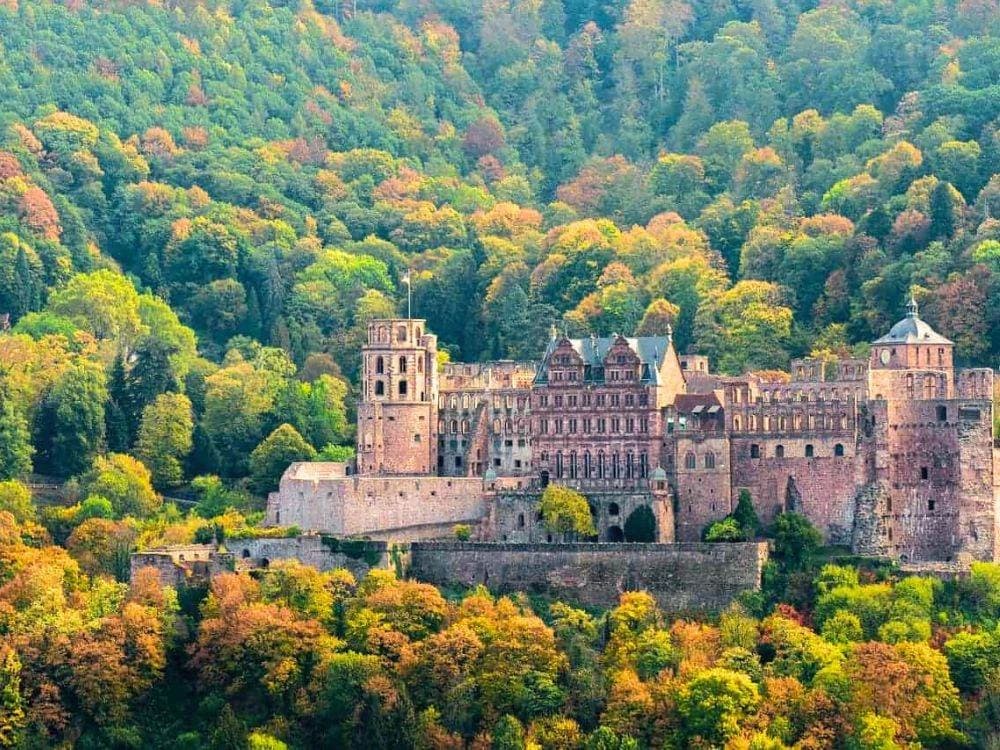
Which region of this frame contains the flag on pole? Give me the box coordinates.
[402,271,412,318]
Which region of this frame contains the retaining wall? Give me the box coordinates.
[408,541,768,611]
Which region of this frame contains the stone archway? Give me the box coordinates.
[607,525,625,542]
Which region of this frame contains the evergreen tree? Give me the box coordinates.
[732,489,761,538]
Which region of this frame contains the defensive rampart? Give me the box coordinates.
[408,541,768,611]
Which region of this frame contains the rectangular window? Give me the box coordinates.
[569,419,577,433]
[555,419,563,434]
[625,394,634,406]
[626,418,635,433]
[920,466,928,480]
[555,395,563,407]
[540,419,548,434]
[598,418,606,433]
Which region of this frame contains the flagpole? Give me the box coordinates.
[403,272,412,319]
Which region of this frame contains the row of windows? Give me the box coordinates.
[747,443,845,459]
[742,387,865,404]
[732,414,849,431]
[374,355,423,375]
[536,392,647,408]
[372,324,422,344]
[442,419,528,435]
[543,451,649,480]
[442,394,528,410]
[538,416,649,435]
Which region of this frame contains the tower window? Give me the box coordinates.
[775,445,784,458]
[399,356,407,373]
[936,405,947,421]
[750,444,760,459]
[374,380,384,396]
[928,499,935,511]
[920,466,928,480]
[376,356,384,374]
[399,380,408,396]
[684,452,696,469]
[805,444,814,458]
[398,325,407,342]
[834,443,844,457]
[704,452,715,469]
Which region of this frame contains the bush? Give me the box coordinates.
[704,517,746,542]
[453,524,471,541]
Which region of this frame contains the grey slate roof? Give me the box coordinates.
[535,334,672,385]
[872,298,953,346]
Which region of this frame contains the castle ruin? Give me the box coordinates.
[267,300,1000,565]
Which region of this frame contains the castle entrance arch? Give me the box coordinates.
[607,525,625,542]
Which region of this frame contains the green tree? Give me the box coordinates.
[0,648,26,749]
[0,481,34,525]
[135,393,194,490]
[539,484,596,540]
[33,361,107,478]
[80,453,160,518]
[249,424,317,495]
[772,512,822,571]
[705,517,746,542]
[492,714,527,750]
[0,397,33,481]
[732,489,761,538]
[676,667,760,746]
[623,505,656,542]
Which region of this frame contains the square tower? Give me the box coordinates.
[357,319,439,475]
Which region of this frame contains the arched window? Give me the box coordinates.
[775,444,784,458]
[375,380,385,396]
[750,444,760,459]
[608,502,620,516]
[597,451,605,479]
[449,395,457,409]
[493,419,501,433]
[375,356,384,374]
[417,357,423,373]
[463,394,470,409]
[583,451,591,477]
[569,452,577,479]
[733,415,742,431]
[517,513,525,528]
[377,325,388,343]
[399,356,407,373]
[450,420,458,434]
[704,452,715,469]
[684,452,697,469]
[834,443,844,457]
[505,419,512,434]
[805,444,814,458]
[555,452,564,479]
[462,420,470,434]
[397,325,407,342]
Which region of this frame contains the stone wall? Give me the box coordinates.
[491,490,672,543]
[267,468,491,539]
[409,541,769,611]
[729,435,865,544]
[132,537,394,587]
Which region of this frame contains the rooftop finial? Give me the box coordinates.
[666,322,673,339]
[906,294,919,318]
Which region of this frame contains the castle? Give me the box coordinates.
[267,300,1000,565]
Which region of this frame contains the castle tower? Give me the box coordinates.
[868,296,955,399]
[357,319,438,475]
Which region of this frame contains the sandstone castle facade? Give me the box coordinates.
[267,300,1000,565]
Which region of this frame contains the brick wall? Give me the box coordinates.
[409,541,769,611]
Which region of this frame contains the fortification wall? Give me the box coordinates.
[675,434,732,541]
[409,541,769,611]
[266,473,491,538]
[491,490,672,543]
[730,436,865,544]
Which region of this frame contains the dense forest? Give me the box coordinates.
[1,499,1000,749]
[2,0,1000,746]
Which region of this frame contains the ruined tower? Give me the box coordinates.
[357,319,439,475]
